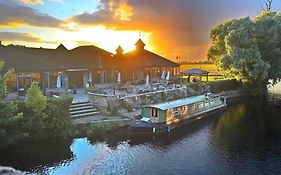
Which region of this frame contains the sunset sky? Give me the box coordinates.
[1,0,281,62]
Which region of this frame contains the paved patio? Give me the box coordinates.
[71,88,89,103]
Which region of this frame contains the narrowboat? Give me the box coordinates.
[128,93,227,134]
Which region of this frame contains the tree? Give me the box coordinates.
[208,11,281,94]
[0,61,14,100]
[25,81,47,113]
[0,60,23,147]
[24,81,47,137]
[254,11,281,85]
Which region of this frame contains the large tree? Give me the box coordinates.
[0,60,23,147]
[208,11,281,89]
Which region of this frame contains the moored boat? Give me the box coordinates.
[128,93,227,134]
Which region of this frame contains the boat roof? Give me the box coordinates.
[145,93,212,110]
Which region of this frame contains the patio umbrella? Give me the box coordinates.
[161,71,165,80]
[117,72,121,83]
[88,72,92,83]
[56,74,61,89]
[145,75,150,87]
[166,71,170,81]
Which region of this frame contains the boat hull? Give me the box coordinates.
[128,104,226,135]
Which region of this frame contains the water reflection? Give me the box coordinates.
[0,96,281,175]
[0,139,73,174]
[209,97,281,175]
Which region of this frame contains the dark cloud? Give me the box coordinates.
[0,0,62,28]
[0,31,55,43]
[69,0,265,60]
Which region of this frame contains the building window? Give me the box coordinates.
[6,73,17,92]
[31,72,41,87]
[152,108,158,118]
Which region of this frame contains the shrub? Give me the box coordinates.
[85,123,119,137]
[25,81,47,113]
[107,102,119,115]
[44,96,76,138]
[0,61,24,147]
[161,92,167,101]
[15,96,75,140]
[189,82,202,91]
[0,101,24,147]
[126,103,133,112]
[207,79,243,93]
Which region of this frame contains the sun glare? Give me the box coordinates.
[114,3,134,21]
[49,26,152,53]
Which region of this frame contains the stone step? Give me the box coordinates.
[70,101,100,119]
[71,111,100,119]
[70,105,95,111]
[71,101,92,105]
[70,108,98,115]
[71,102,92,108]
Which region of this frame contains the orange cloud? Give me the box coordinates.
[0,32,57,44]
[113,2,134,21]
[0,21,28,28]
[0,1,62,28]
[17,0,43,5]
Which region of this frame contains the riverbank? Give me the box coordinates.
[2,95,281,175]
[72,89,243,126]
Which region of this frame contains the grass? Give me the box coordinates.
[85,123,120,137]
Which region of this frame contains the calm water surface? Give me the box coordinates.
[1,95,281,175]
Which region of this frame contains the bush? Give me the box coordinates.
[15,96,75,140]
[44,96,76,138]
[26,81,47,113]
[85,123,119,137]
[189,82,202,91]
[107,102,119,115]
[0,61,24,147]
[161,92,167,101]
[0,101,24,147]
[207,79,243,93]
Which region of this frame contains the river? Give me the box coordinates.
[0,95,281,175]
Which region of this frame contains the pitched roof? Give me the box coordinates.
[0,45,65,72]
[114,49,179,69]
[0,44,114,71]
[181,68,209,75]
[0,41,178,72]
[69,45,114,69]
[56,44,68,51]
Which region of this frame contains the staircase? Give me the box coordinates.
[70,101,100,119]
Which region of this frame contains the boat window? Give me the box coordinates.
[152,108,158,118]
[172,108,179,115]
[198,102,204,109]
[205,101,209,107]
